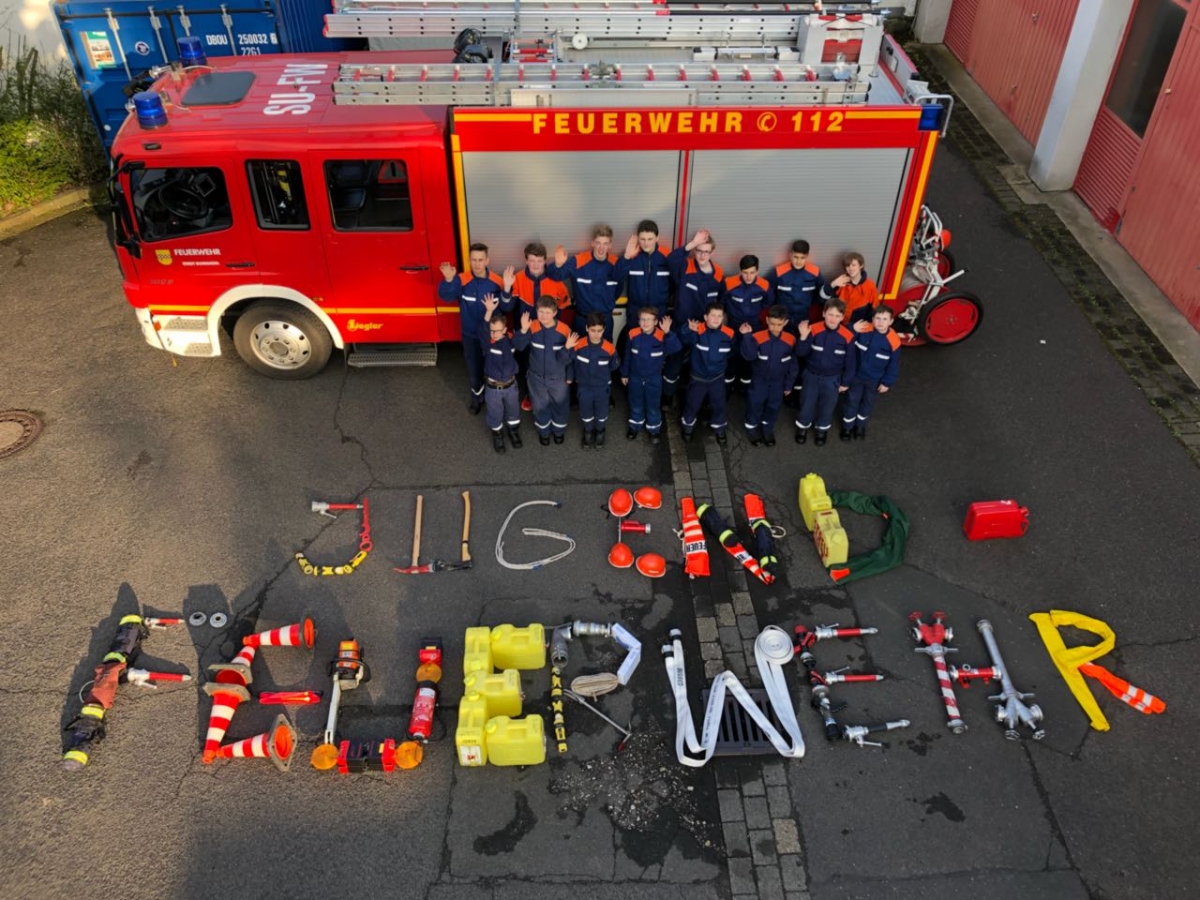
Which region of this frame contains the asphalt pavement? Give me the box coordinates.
[1,105,1199,900]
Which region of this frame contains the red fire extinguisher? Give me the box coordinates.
[406,638,443,743]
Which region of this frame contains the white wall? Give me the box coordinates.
[1,0,69,63]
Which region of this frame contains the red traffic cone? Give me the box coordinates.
[207,644,256,687]
[219,714,298,772]
[201,684,251,763]
[243,617,315,649]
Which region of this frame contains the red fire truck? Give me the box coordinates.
[108,7,979,378]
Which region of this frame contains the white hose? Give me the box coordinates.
[664,625,805,766]
[495,501,577,570]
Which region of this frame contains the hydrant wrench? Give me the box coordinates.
[910,611,967,734]
[977,619,1045,740]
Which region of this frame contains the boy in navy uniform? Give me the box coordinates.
[439,243,510,414]
[513,296,578,446]
[741,304,799,447]
[794,299,856,446]
[549,224,621,340]
[664,228,724,408]
[768,239,825,328]
[680,302,737,444]
[505,241,572,412]
[724,254,772,392]
[480,295,522,453]
[620,307,681,445]
[571,312,620,449]
[615,220,672,322]
[840,305,901,441]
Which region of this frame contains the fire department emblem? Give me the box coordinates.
[156,249,172,266]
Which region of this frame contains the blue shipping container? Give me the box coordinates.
[54,0,363,147]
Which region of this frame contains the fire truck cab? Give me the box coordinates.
[109,7,971,378]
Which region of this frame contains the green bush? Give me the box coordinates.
[0,43,107,212]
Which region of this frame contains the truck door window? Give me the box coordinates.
[248,160,309,230]
[131,167,232,242]
[325,159,413,232]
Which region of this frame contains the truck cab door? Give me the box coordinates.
[118,161,260,314]
[315,153,436,342]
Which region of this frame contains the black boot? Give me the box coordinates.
[627,428,639,441]
[840,426,854,442]
[595,429,606,449]
[814,429,828,446]
[795,427,809,445]
[763,432,776,447]
[582,431,594,450]
[682,428,694,443]
[715,431,727,445]
[553,433,565,445]
[469,397,483,415]
[539,433,551,446]
[492,431,506,453]
[508,427,523,448]
[856,423,866,441]
[747,428,763,447]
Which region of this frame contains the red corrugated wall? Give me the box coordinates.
[944,0,979,64]
[946,0,1080,145]
[1075,108,1142,233]
[1116,21,1200,328]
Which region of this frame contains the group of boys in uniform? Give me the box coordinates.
[438,220,901,454]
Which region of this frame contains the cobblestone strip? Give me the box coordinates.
[906,44,1200,465]
[669,430,810,900]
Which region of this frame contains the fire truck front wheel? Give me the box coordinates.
[232,302,333,378]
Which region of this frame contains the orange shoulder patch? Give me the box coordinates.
[804,261,821,276]
[837,326,855,342]
[780,332,797,346]
[601,340,616,354]
[720,325,735,339]
[775,262,791,277]
[886,330,902,351]
[725,275,741,289]
[756,277,770,290]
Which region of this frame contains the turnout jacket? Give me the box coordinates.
[513,321,574,381]
[768,261,825,323]
[668,247,725,324]
[484,333,520,383]
[438,270,509,338]
[547,251,621,316]
[741,329,799,389]
[797,322,857,384]
[851,328,901,387]
[505,268,570,320]
[615,245,672,318]
[620,327,683,379]
[724,275,773,331]
[821,275,879,321]
[681,323,737,381]
[571,338,620,389]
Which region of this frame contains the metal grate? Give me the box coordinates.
[347,343,439,367]
[701,687,783,756]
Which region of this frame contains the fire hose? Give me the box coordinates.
[663,625,804,766]
[495,500,576,570]
[296,498,372,576]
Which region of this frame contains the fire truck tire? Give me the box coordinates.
[232,302,333,378]
[915,291,983,345]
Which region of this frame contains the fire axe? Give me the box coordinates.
[394,491,474,574]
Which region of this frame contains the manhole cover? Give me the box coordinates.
[0,411,44,459]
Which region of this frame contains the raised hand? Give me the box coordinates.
[520,311,531,332]
[482,293,499,316]
[566,331,580,346]
[660,316,672,333]
[503,265,516,292]
[688,319,702,333]
[625,234,639,259]
[798,320,811,339]
[439,262,457,281]
[554,244,568,267]
[739,322,753,334]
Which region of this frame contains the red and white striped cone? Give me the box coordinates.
[200,684,251,763]
[243,617,315,649]
[207,644,256,687]
[219,714,298,772]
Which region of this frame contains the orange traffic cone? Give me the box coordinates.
[201,684,251,763]
[243,617,315,649]
[207,644,256,686]
[219,714,298,772]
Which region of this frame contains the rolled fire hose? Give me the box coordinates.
[664,625,805,766]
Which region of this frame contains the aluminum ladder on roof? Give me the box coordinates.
[332,58,868,106]
[323,0,886,42]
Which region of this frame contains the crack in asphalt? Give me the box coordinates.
[333,366,379,485]
[1021,741,1083,880]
